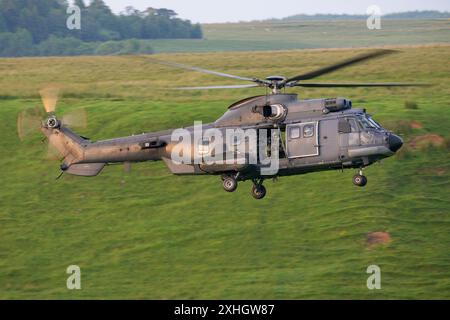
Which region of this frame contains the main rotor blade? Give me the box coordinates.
[293,82,430,88]
[286,50,396,83]
[146,58,258,82]
[39,86,60,113]
[175,84,260,90]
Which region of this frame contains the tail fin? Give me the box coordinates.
[43,126,105,177]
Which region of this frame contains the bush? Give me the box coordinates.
[445,136,450,151]
[404,100,419,109]
[119,39,140,55]
[95,41,124,55]
[395,144,412,160]
[36,36,97,56]
[135,41,154,55]
[95,39,154,56]
[383,120,413,136]
[190,24,203,39]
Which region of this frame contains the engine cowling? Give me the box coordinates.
[324,98,352,112]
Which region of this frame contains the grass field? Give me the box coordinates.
[146,19,450,53]
[0,45,449,299]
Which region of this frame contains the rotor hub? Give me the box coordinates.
[45,115,60,129]
[265,76,286,83]
[265,76,287,94]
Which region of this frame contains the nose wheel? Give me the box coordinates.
[353,168,367,187]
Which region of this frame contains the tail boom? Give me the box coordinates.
[43,126,167,176]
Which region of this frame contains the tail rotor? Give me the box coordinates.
[17,86,88,162]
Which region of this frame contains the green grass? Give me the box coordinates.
[144,20,450,53]
[0,45,449,299]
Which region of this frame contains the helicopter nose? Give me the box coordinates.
[388,134,403,152]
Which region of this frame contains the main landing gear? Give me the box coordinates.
[353,168,368,187]
[251,179,266,200]
[222,174,238,192]
[221,175,267,199]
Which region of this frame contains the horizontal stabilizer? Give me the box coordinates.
[65,163,106,177]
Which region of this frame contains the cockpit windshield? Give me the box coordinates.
[357,115,381,130]
[367,117,382,129]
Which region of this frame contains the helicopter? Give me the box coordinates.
[17,49,426,199]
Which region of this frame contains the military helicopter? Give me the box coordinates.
[18,50,425,199]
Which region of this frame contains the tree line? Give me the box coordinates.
[0,0,203,57]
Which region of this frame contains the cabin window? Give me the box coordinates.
[289,126,301,139]
[339,118,359,133]
[303,124,315,138]
[338,119,351,133]
[232,135,241,146]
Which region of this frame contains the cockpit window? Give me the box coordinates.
[348,119,358,132]
[357,116,378,129]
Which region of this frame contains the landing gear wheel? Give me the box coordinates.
[223,176,238,192]
[251,184,267,199]
[353,174,367,187]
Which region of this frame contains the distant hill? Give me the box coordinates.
[384,11,450,19]
[278,10,450,21]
